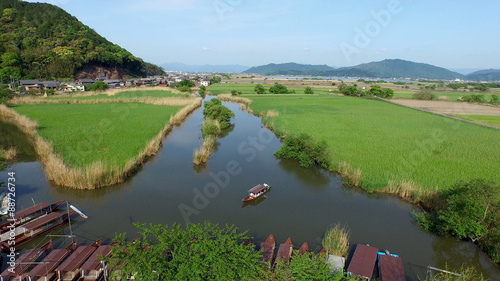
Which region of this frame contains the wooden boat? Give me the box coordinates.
[27,240,78,281]
[260,234,275,268]
[242,183,271,202]
[298,242,309,255]
[0,210,75,252]
[0,240,52,281]
[79,242,118,281]
[274,237,293,265]
[0,200,64,235]
[346,244,378,280]
[56,239,102,281]
[318,248,327,258]
[378,251,405,281]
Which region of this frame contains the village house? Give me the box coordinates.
[200,79,210,87]
[63,82,85,92]
[20,80,42,91]
[41,81,61,90]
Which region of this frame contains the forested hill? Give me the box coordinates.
[0,0,163,81]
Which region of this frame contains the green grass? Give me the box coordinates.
[243,94,500,192]
[13,103,183,168]
[454,115,500,127]
[49,90,188,101]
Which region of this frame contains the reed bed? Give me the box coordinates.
[322,224,350,257]
[193,135,216,165]
[217,94,252,106]
[1,98,201,189]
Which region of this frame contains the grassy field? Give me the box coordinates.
[49,90,189,101]
[454,115,500,127]
[12,103,183,168]
[240,94,500,194]
[391,90,492,101]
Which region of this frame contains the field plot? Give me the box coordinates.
[13,103,183,168]
[454,115,500,127]
[243,94,500,192]
[390,99,500,115]
[209,83,335,95]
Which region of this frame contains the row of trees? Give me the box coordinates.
[254,83,314,95]
[338,84,394,98]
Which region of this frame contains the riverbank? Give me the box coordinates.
[0,97,201,189]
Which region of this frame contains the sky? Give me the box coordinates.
[26,0,500,70]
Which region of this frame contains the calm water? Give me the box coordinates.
[0,98,499,280]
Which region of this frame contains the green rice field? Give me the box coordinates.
[391,91,488,100]
[12,103,183,168]
[209,83,335,95]
[243,94,500,192]
[49,90,188,101]
[454,115,500,127]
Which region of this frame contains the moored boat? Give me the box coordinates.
[0,240,52,281]
[347,244,378,280]
[0,200,64,235]
[274,237,293,265]
[242,183,271,202]
[79,242,118,281]
[298,242,309,255]
[27,240,78,281]
[378,251,405,281]
[260,234,276,268]
[56,239,102,281]
[0,210,75,252]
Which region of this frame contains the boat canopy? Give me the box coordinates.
[23,212,62,231]
[248,184,267,194]
[14,202,51,220]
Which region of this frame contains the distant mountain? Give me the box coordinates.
[347,59,464,80]
[242,59,465,80]
[0,0,163,81]
[162,62,249,73]
[450,68,482,75]
[466,69,500,81]
[242,63,334,75]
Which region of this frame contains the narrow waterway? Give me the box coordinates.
[0,98,499,280]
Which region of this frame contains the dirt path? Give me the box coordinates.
[390,99,500,115]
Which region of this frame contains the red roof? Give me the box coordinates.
[275,238,293,264]
[28,248,71,277]
[379,255,405,281]
[248,184,267,194]
[57,245,98,272]
[347,244,378,279]
[81,245,113,271]
[1,246,46,277]
[14,202,50,220]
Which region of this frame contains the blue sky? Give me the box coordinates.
[27,0,500,69]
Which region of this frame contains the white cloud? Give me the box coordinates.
[304,48,310,51]
[202,47,209,51]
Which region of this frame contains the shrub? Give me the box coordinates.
[254,84,266,94]
[85,81,108,91]
[269,83,289,95]
[304,86,314,95]
[413,89,436,100]
[461,95,485,103]
[201,118,221,138]
[274,133,330,169]
[489,95,498,104]
[203,99,234,129]
[178,85,192,93]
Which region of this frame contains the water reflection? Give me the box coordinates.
[241,194,268,208]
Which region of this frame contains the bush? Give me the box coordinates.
[201,118,221,138]
[269,83,289,95]
[489,95,498,104]
[85,81,108,91]
[304,86,314,95]
[176,79,195,88]
[413,89,436,100]
[0,86,13,104]
[368,85,393,98]
[178,85,192,93]
[254,84,266,94]
[461,95,485,103]
[274,133,330,169]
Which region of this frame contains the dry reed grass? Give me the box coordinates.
[337,161,362,187]
[265,110,279,117]
[382,180,443,209]
[2,147,18,161]
[322,224,350,257]
[0,98,202,189]
[105,86,188,96]
[193,135,216,165]
[217,94,252,106]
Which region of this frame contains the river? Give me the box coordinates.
[0,98,499,280]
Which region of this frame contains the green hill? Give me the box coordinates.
[242,63,334,75]
[0,0,163,82]
[466,69,500,81]
[349,59,464,80]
